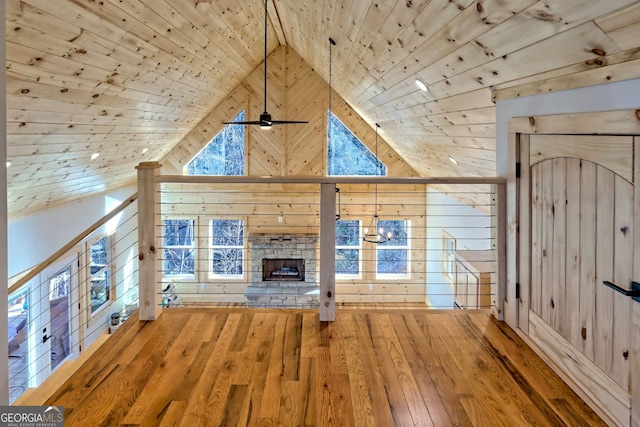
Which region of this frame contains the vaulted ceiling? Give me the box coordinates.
[6,0,640,218]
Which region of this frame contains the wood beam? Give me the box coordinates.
[267,0,287,46]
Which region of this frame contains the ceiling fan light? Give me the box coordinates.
[415,78,428,92]
[259,113,272,130]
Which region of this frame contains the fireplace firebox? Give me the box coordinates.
[262,258,305,281]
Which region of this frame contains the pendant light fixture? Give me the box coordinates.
[327,37,341,221]
[363,124,392,244]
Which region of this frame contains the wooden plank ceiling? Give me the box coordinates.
[6,0,640,218]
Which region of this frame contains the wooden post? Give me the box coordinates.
[320,183,336,321]
[137,162,162,321]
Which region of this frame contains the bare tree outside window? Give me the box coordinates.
[336,220,361,276]
[185,110,245,176]
[327,112,386,176]
[211,219,244,278]
[163,219,196,277]
[376,220,410,276]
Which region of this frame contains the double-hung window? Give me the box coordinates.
[162,219,196,278]
[376,220,410,278]
[336,220,361,277]
[210,219,244,279]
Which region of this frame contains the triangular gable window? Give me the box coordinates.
[327,111,386,176]
[185,110,245,176]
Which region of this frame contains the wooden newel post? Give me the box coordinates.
[320,183,336,321]
[137,162,162,320]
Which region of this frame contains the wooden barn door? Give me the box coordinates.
[519,134,635,426]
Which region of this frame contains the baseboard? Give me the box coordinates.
[519,311,630,427]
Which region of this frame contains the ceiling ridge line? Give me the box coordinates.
[267,0,288,47]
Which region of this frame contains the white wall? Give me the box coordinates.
[425,187,492,308]
[8,185,136,278]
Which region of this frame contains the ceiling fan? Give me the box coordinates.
[224,0,308,129]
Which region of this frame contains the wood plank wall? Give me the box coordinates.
[160,181,428,304]
[160,45,417,179]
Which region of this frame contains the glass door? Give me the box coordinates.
[28,254,80,387]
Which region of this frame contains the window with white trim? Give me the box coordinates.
[88,235,111,313]
[442,230,456,284]
[162,219,196,278]
[210,219,244,279]
[336,220,361,277]
[376,220,410,277]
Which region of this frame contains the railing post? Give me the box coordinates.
[320,183,336,321]
[137,162,162,320]
[493,182,507,321]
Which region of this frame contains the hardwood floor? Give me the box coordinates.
[42,307,605,426]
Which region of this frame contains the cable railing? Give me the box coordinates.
[155,178,501,313]
[7,194,139,404]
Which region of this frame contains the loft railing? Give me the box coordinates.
[7,194,139,404]
[135,162,507,322]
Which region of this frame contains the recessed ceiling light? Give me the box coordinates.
[415,78,428,92]
[142,148,149,154]
[449,156,459,165]
[90,152,100,160]
[6,160,12,168]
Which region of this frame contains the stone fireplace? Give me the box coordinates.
[245,234,319,308]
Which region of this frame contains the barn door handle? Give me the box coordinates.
[602,281,640,302]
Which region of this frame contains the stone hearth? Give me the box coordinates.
[245,234,319,308]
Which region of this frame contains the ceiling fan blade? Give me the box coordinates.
[269,120,310,125]
[222,120,265,125]
[223,120,309,126]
